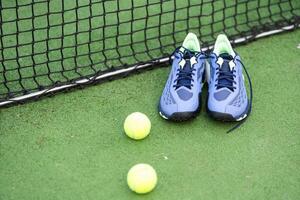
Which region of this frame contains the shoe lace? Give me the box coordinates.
[173,62,196,89]
[215,54,236,91]
[170,47,197,89]
[226,59,253,133]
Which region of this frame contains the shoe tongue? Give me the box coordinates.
[179,47,196,60]
[219,53,233,60]
[177,59,192,89]
[219,53,233,72]
[217,53,234,90]
[182,59,192,72]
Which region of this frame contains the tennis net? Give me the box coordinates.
[0,0,299,106]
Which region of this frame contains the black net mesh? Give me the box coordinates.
[0,0,300,104]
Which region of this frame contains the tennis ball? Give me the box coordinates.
[124,112,151,140]
[127,163,158,194]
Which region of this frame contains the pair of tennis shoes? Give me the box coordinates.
[158,33,252,132]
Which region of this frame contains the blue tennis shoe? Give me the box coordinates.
[158,33,206,121]
[206,34,252,127]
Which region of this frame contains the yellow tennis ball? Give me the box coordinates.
[127,163,158,194]
[124,112,151,140]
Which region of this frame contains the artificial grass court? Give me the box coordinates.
[0,30,300,199]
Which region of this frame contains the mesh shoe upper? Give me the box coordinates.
[207,53,248,119]
[159,48,205,117]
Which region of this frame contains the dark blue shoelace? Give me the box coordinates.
[171,47,197,89]
[173,60,196,89]
[215,53,236,91]
[226,59,253,133]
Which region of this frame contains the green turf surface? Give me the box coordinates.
[0,30,300,199]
